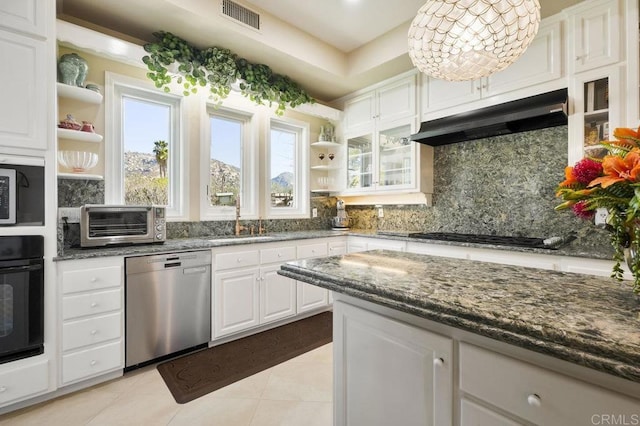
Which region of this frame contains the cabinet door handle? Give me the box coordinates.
[433,357,444,367]
[527,393,541,407]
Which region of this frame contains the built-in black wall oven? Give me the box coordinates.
[0,235,44,364]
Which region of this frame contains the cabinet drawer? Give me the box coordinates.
[261,246,296,264]
[62,289,121,320]
[62,265,122,294]
[459,343,640,425]
[297,243,328,259]
[328,241,347,255]
[460,398,522,426]
[62,312,121,351]
[215,250,259,271]
[61,341,122,385]
[0,359,48,405]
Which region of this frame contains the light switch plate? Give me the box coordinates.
[312,208,318,218]
[378,207,384,218]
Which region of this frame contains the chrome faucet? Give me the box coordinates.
[235,197,246,236]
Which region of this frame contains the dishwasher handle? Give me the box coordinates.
[164,261,181,268]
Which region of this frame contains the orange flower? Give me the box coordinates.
[588,150,640,188]
[557,166,577,189]
[613,127,640,142]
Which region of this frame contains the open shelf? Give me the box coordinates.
[56,82,103,104]
[311,141,341,148]
[311,165,340,171]
[57,172,103,180]
[57,128,103,143]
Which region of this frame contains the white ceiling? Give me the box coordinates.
[58,0,584,103]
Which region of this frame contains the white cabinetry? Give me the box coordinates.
[347,236,406,253]
[58,257,124,386]
[0,29,47,154]
[0,1,47,38]
[344,75,416,132]
[213,249,261,338]
[422,18,563,118]
[333,300,453,426]
[459,342,640,425]
[296,241,330,313]
[569,0,621,74]
[260,245,297,324]
[0,360,49,407]
[343,73,433,196]
[213,238,338,340]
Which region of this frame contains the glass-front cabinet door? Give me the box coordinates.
[568,65,622,165]
[378,123,414,189]
[346,133,373,190]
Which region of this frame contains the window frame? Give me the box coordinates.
[105,72,187,219]
[201,104,258,221]
[265,117,310,219]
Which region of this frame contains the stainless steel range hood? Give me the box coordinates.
[411,88,567,146]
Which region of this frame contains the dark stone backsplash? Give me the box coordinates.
[346,126,612,257]
[58,126,611,257]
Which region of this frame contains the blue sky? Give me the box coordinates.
[124,97,292,177]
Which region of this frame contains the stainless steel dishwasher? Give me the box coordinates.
[125,250,211,368]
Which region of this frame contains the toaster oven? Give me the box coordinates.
[80,205,166,247]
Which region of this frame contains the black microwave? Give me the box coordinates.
[0,164,44,226]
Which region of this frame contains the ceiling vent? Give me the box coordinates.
[221,0,260,30]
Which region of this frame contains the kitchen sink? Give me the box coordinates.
[208,235,275,243]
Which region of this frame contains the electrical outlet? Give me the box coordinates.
[378,207,384,218]
[58,207,81,223]
[594,207,608,226]
[312,208,318,218]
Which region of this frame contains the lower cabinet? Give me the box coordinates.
[58,256,124,386]
[213,267,261,338]
[459,343,640,425]
[0,359,49,407]
[333,300,453,426]
[213,238,342,340]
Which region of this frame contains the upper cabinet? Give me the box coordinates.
[570,0,621,74]
[341,73,433,198]
[0,0,51,156]
[422,18,564,118]
[0,0,47,39]
[344,74,417,134]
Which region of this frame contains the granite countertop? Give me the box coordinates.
[279,249,640,384]
[54,229,610,261]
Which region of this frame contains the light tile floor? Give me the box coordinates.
[0,343,333,426]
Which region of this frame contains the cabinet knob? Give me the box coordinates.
[90,277,97,283]
[433,357,444,367]
[0,386,6,393]
[527,393,541,407]
[90,360,97,366]
[237,258,242,263]
[278,253,282,257]
[90,302,98,308]
[90,329,97,335]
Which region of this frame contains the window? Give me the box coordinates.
[266,118,309,218]
[202,107,257,219]
[106,73,185,218]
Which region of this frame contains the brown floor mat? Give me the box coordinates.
[157,311,333,404]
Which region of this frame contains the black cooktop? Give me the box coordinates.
[408,232,556,249]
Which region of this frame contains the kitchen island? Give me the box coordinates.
[279,250,640,426]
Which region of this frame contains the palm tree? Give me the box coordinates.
[153,140,168,178]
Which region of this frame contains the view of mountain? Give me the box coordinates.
[124,152,293,191]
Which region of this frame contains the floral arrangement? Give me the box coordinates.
[555,127,640,293]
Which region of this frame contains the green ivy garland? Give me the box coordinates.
[142,31,315,115]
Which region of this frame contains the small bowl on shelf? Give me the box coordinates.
[57,150,98,173]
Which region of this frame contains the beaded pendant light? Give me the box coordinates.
[408,0,541,81]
